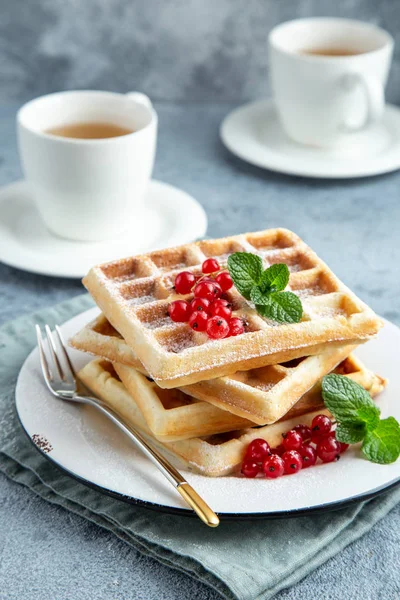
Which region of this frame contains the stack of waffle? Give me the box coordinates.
[71,228,386,476]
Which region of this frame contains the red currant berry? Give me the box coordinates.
[241,460,260,478]
[229,317,245,337]
[311,426,334,445]
[174,271,196,295]
[282,450,303,475]
[262,454,285,478]
[211,302,232,320]
[215,271,233,291]
[211,298,230,309]
[326,432,348,454]
[194,281,222,301]
[293,424,312,442]
[311,414,332,436]
[245,438,271,463]
[316,436,341,463]
[202,258,220,274]
[299,444,317,468]
[271,444,285,456]
[206,316,230,339]
[193,281,215,301]
[190,297,211,314]
[188,310,208,332]
[211,281,222,298]
[168,300,191,322]
[311,431,325,445]
[282,429,303,451]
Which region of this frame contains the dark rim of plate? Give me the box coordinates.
[18,413,400,521]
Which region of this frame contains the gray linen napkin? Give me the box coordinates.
[1,293,399,600]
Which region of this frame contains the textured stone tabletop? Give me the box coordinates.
[0,102,399,599]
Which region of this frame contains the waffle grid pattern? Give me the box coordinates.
[78,356,386,477]
[71,314,356,424]
[113,362,253,441]
[83,229,382,387]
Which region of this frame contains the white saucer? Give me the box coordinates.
[15,308,400,518]
[221,100,400,179]
[0,179,207,278]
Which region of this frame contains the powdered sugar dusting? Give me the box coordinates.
[247,380,276,392]
[164,334,198,354]
[129,294,156,306]
[308,306,347,319]
[260,247,290,259]
[85,230,380,385]
[288,263,306,273]
[295,285,326,299]
[157,261,188,272]
[258,317,282,328]
[144,316,171,330]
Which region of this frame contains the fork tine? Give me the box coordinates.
[45,324,65,382]
[36,324,53,384]
[55,325,77,380]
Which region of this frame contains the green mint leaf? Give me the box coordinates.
[362,417,400,464]
[356,406,381,432]
[260,263,290,293]
[256,291,303,324]
[227,253,263,300]
[250,285,270,306]
[250,264,291,305]
[322,374,380,427]
[227,253,304,324]
[335,422,367,444]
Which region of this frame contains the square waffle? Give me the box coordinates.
[71,314,144,372]
[72,313,356,424]
[78,356,386,477]
[83,228,382,388]
[112,362,253,441]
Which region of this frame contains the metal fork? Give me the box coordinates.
[35,324,220,528]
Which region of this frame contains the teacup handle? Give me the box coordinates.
[125,91,153,110]
[340,73,384,132]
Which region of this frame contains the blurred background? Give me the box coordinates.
[1,0,399,321]
[1,0,400,105]
[1,4,400,600]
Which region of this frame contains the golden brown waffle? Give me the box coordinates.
[83,229,382,388]
[71,313,356,424]
[78,356,387,477]
[71,314,144,371]
[113,362,253,441]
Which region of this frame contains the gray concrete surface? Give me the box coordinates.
[1,0,400,105]
[0,102,400,599]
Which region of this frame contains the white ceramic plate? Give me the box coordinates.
[0,179,207,278]
[16,307,400,519]
[220,100,400,179]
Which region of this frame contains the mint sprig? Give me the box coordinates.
[227,253,303,324]
[362,418,400,464]
[321,374,380,427]
[256,292,303,324]
[227,253,263,300]
[260,263,290,292]
[322,374,400,464]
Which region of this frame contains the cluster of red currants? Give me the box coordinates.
[241,414,349,478]
[168,258,245,340]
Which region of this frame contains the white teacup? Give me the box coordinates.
[17,90,157,241]
[269,18,394,147]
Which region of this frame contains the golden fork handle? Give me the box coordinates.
[177,482,220,527]
[79,395,220,527]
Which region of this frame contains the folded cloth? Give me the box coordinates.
[0,293,399,600]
